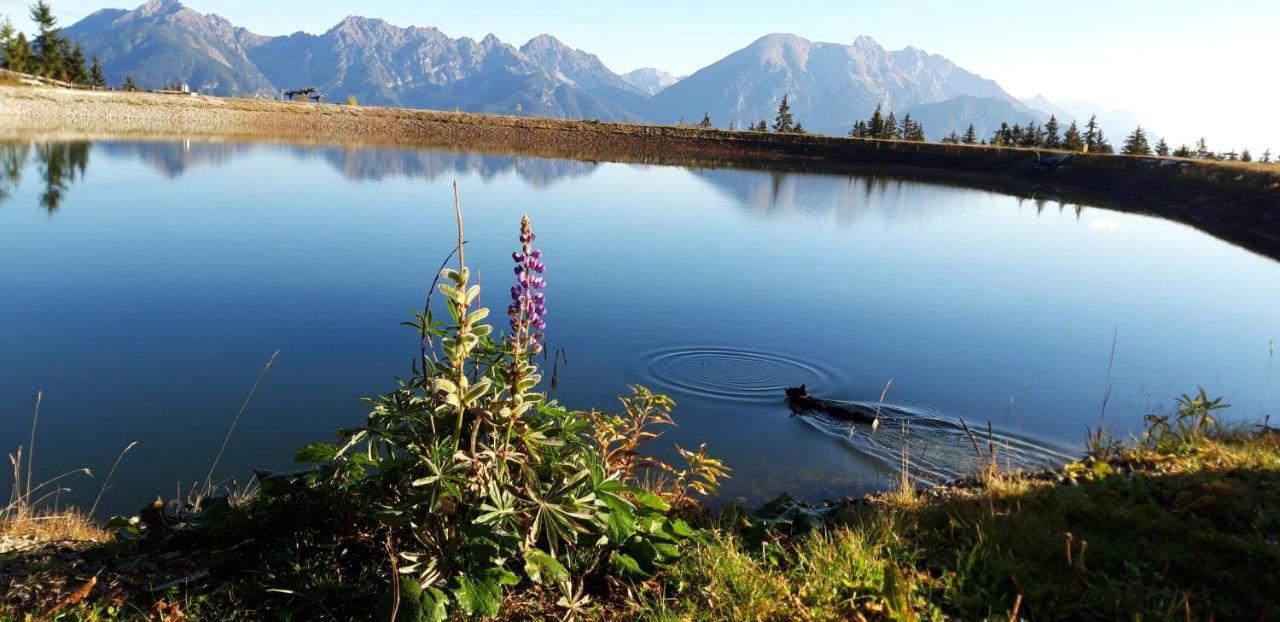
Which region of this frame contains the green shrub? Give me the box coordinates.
[291,207,727,619]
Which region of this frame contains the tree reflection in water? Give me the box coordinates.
[0,141,90,214]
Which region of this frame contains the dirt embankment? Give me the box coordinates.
[4,85,1279,258]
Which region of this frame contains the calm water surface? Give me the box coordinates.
[1,140,1277,516]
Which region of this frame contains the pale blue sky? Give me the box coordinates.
[4,0,1277,150]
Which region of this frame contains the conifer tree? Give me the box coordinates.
[868,104,885,139]
[5,33,32,74]
[1195,137,1211,159]
[1093,129,1113,154]
[792,123,805,134]
[1083,114,1101,152]
[0,17,12,64]
[1154,137,1170,157]
[699,113,712,129]
[1262,149,1272,164]
[1172,144,1192,158]
[962,124,977,145]
[89,55,107,87]
[899,114,912,140]
[1122,126,1152,155]
[992,122,1014,147]
[29,1,63,78]
[941,131,961,144]
[1241,148,1252,163]
[772,94,794,133]
[1021,123,1042,147]
[68,42,88,84]
[1063,121,1084,151]
[1044,115,1061,148]
[123,73,137,92]
[849,120,867,138]
[884,111,898,139]
[906,118,926,142]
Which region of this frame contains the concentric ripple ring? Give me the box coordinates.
[635,346,838,403]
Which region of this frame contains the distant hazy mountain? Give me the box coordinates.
[66,2,1102,138]
[66,1,646,121]
[1020,95,1152,143]
[906,96,1048,142]
[621,68,682,95]
[644,34,1019,134]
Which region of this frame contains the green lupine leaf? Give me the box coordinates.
[420,586,449,622]
[523,549,569,585]
[631,489,670,512]
[612,552,647,578]
[294,443,337,463]
[671,518,696,538]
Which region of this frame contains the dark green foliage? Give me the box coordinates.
[848,105,922,141]
[940,131,961,144]
[1173,144,1193,158]
[1122,126,1152,155]
[772,94,794,133]
[1019,122,1043,147]
[991,122,1012,147]
[67,42,88,84]
[1083,114,1114,153]
[868,104,885,138]
[962,124,977,145]
[699,112,712,129]
[4,2,89,81]
[2,31,31,73]
[899,113,926,142]
[1241,148,1252,163]
[1063,120,1084,151]
[122,73,137,91]
[1262,149,1272,164]
[1155,137,1170,157]
[90,55,107,87]
[1043,115,1061,148]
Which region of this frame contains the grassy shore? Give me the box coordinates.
[3,85,1279,260]
[3,417,1277,620]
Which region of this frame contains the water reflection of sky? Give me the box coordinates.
[1,140,1276,515]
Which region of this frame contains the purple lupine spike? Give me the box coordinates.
[507,214,546,354]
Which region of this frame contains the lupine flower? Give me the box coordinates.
[508,215,546,355]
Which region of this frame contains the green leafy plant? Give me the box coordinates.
[1144,386,1229,453]
[290,195,725,619]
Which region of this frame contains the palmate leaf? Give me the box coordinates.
[294,443,338,463]
[451,567,519,618]
[523,549,570,585]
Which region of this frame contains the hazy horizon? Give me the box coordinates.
[5,0,1276,151]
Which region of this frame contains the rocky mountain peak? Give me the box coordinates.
[136,0,184,17]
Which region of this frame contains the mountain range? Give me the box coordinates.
[61,0,1147,140]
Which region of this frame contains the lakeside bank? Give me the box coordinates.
[3,85,1279,260]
